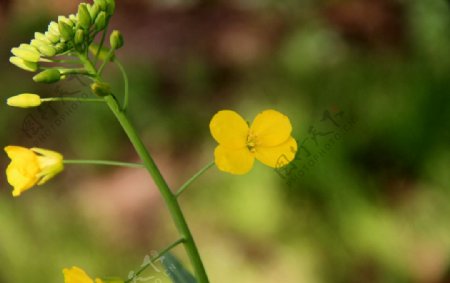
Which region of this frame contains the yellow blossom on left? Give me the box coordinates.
[4,146,63,197]
[63,267,103,283]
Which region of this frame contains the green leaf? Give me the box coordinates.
[162,253,197,283]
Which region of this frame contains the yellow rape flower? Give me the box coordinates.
[210,109,297,175]
[63,267,103,283]
[4,146,63,197]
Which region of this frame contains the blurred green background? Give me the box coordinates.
[1,0,450,282]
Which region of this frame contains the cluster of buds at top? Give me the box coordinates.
[9,0,116,78]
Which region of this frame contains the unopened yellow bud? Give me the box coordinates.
[33,69,61,84]
[38,44,57,57]
[44,31,59,44]
[110,30,123,49]
[7,93,42,108]
[74,29,85,49]
[9,56,38,72]
[48,21,60,35]
[11,46,40,63]
[87,4,100,20]
[34,32,51,44]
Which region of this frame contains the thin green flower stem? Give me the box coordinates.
[40,97,105,103]
[98,48,115,75]
[124,237,186,283]
[40,58,82,64]
[79,55,210,283]
[94,20,110,65]
[176,161,215,198]
[64,159,144,168]
[114,58,129,111]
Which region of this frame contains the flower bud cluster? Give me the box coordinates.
[9,0,115,73]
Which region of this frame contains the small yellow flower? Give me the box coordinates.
[210,109,297,175]
[7,93,42,108]
[63,267,103,283]
[4,146,64,197]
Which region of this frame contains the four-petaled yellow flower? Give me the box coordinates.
[63,267,103,283]
[4,146,64,197]
[210,109,297,175]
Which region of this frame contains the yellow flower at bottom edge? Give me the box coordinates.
[63,267,103,283]
[4,146,63,197]
[210,109,298,175]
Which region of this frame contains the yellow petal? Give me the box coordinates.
[255,137,297,168]
[250,109,292,147]
[214,145,254,175]
[210,110,249,149]
[63,267,94,283]
[4,146,40,197]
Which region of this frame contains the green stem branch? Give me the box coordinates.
[64,159,144,168]
[124,238,185,283]
[40,97,104,103]
[176,161,215,198]
[114,58,129,111]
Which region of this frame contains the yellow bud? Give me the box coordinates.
[9,56,38,72]
[88,3,100,20]
[110,30,124,49]
[7,93,42,108]
[33,69,61,84]
[11,46,40,63]
[37,44,57,57]
[34,32,51,43]
[74,29,85,49]
[45,31,60,43]
[48,21,60,35]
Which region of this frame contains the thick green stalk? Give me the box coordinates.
[104,95,210,283]
[79,54,209,283]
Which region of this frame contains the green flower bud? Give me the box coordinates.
[88,4,100,20]
[10,56,38,72]
[77,3,91,29]
[34,32,51,44]
[44,31,59,43]
[31,39,47,49]
[94,11,107,31]
[106,0,115,15]
[58,20,74,41]
[33,69,61,83]
[37,44,57,57]
[110,30,123,50]
[7,93,42,108]
[19,43,38,52]
[74,29,85,50]
[96,0,107,11]
[90,81,111,97]
[89,43,115,61]
[11,46,40,63]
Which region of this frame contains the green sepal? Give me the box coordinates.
[78,3,92,29]
[33,69,61,83]
[94,11,107,31]
[58,21,74,41]
[91,81,112,97]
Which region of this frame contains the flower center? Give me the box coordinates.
[246,132,257,153]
